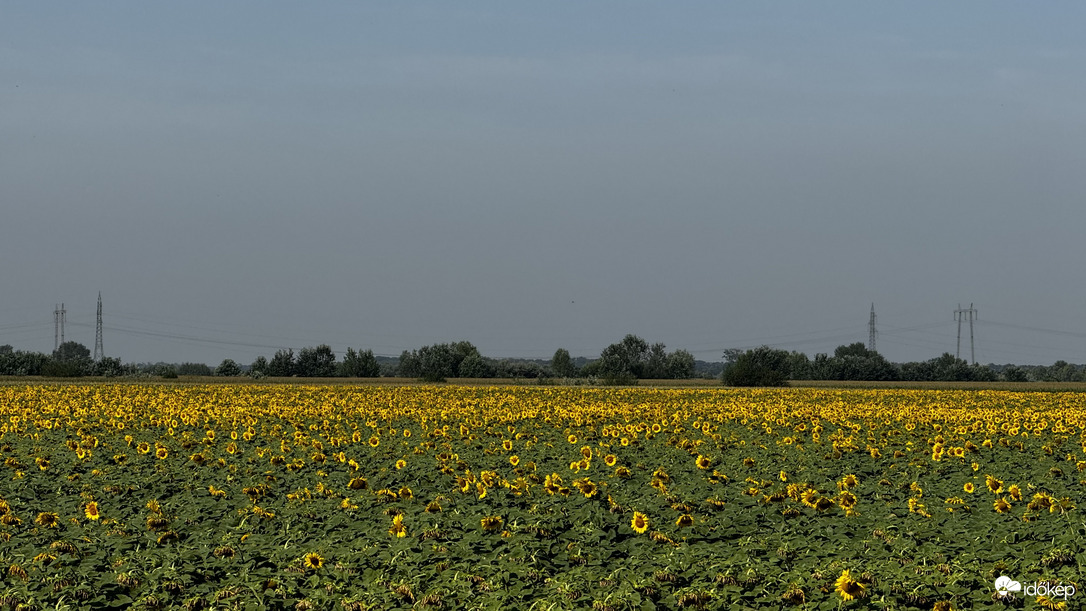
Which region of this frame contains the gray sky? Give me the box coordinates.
[3,2,1086,366]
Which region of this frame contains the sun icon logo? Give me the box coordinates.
[994,576,1022,597]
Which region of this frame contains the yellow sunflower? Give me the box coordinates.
[303,553,324,570]
[35,512,59,528]
[834,569,865,601]
[631,511,649,534]
[155,447,168,460]
[389,514,406,538]
[84,501,100,521]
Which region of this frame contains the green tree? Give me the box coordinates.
[551,348,576,378]
[177,362,213,376]
[721,346,790,387]
[596,334,649,383]
[1000,365,1028,383]
[250,356,269,376]
[215,359,241,377]
[340,347,380,377]
[268,349,295,377]
[90,357,124,377]
[401,341,483,382]
[642,343,669,379]
[398,350,420,378]
[665,349,696,379]
[44,341,92,377]
[296,345,337,377]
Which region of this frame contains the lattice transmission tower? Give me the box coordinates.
[93,292,104,361]
[53,303,66,352]
[868,303,877,353]
[954,303,977,364]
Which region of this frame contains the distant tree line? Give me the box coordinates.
[720,342,1086,386]
[3,338,1082,385]
[0,342,124,377]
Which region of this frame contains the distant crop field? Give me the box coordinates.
[0,384,1082,610]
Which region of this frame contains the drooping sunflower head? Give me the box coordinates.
[575,479,598,498]
[838,491,858,510]
[35,512,59,528]
[800,489,819,508]
[834,569,865,601]
[993,497,1012,514]
[675,514,694,528]
[389,514,406,538]
[985,475,1004,494]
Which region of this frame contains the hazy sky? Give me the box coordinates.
[4,2,1086,366]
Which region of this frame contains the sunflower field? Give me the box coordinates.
[0,384,1083,610]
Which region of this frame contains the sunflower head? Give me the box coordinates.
[389,514,406,538]
[84,502,100,521]
[834,569,865,601]
[303,553,324,570]
[631,511,649,534]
